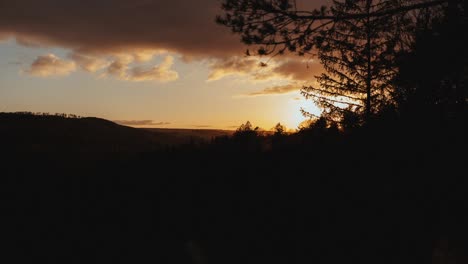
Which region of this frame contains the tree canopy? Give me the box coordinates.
[217,0,452,123]
[217,0,448,57]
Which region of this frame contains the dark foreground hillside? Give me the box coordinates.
[2,112,467,264]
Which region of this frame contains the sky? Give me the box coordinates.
[0,0,326,130]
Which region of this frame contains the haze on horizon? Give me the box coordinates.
[0,0,328,130]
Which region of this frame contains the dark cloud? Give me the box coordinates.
[0,0,328,82]
[0,0,242,57]
[0,0,329,57]
[114,120,171,126]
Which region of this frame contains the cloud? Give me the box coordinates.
[207,57,322,82]
[15,36,45,47]
[103,56,130,79]
[0,0,243,57]
[128,56,178,82]
[133,50,166,62]
[0,34,8,42]
[104,55,178,82]
[0,0,328,57]
[106,60,129,79]
[273,60,322,81]
[1,0,328,82]
[114,120,171,126]
[26,54,76,77]
[69,53,109,72]
[247,83,302,96]
[207,57,259,81]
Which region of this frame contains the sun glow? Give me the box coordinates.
[283,100,304,130]
[286,105,306,130]
[282,97,320,131]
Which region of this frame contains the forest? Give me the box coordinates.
[2,0,467,263]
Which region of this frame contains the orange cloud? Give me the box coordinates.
[132,50,166,63]
[26,54,76,77]
[207,57,260,81]
[106,60,129,79]
[128,56,178,82]
[104,55,178,82]
[247,83,302,96]
[208,57,322,83]
[69,53,109,72]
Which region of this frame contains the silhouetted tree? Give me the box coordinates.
[271,122,287,151]
[235,120,258,133]
[273,122,286,135]
[298,116,328,137]
[233,121,262,151]
[217,0,449,123]
[294,116,343,149]
[301,0,416,123]
[218,0,447,56]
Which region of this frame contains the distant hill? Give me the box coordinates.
[0,112,234,157]
[0,112,157,155]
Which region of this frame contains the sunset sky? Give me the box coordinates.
[0,0,325,130]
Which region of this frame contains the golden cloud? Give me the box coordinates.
[69,53,109,72]
[128,56,179,82]
[247,83,302,96]
[26,54,76,77]
[207,57,260,81]
[208,57,323,83]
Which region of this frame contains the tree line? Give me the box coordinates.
[1,111,83,119]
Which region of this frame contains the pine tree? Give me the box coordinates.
[301,0,410,122]
[218,0,448,123]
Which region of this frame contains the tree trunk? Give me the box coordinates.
[365,0,372,121]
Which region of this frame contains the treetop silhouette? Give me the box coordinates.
[217,0,448,57]
[217,0,454,123]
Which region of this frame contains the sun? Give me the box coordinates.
[286,105,306,130]
[282,99,305,130]
[282,97,320,131]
